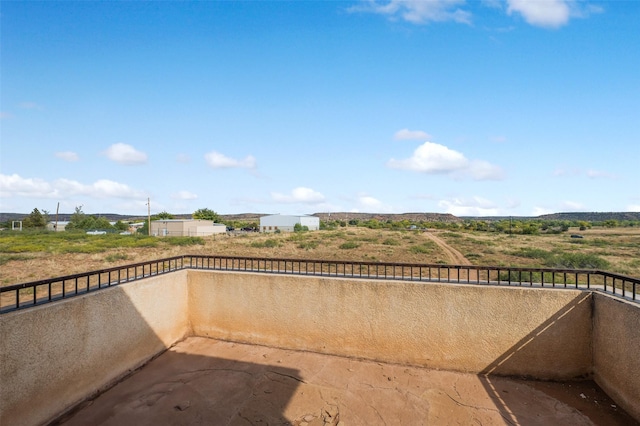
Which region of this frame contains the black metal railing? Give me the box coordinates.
[1,255,638,313]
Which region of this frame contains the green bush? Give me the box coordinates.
[251,239,280,248]
[164,237,205,246]
[105,253,129,262]
[298,241,319,250]
[545,252,610,269]
[339,241,359,249]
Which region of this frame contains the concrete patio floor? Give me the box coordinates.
[55,337,636,426]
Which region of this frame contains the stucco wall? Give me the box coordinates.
[592,293,640,421]
[0,271,190,426]
[188,271,592,378]
[3,269,638,425]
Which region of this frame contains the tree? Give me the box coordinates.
[155,211,174,220]
[192,208,219,222]
[114,220,129,232]
[23,208,46,228]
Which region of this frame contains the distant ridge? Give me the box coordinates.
[312,212,462,223]
[1,211,638,224]
[536,212,640,221]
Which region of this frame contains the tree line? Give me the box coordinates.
[3,206,639,235]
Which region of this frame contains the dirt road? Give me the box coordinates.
[424,231,471,265]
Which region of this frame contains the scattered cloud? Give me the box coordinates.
[55,151,79,162]
[171,190,198,200]
[350,0,471,24]
[393,128,432,141]
[532,206,554,216]
[103,143,148,165]
[506,0,602,29]
[0,173,146,200]
[271,187,326,204]
[352,0,600,28]
[560,200,586,211]
[489,135,507,143]
[586,169,616,179]
[437,196,499,216]
[205,151,256,170]
[387,141,504,180]
[0,112,14,120]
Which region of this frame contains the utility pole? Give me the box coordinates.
[55,202,59,232]
[147,197,151,236]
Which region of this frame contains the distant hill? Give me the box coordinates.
[312,212,462,223]
[536,212,640,221]
[2,211,638,224]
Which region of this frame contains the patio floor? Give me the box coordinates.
[55,337,636,425]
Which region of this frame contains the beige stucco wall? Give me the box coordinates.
[0,271,190,426]
[3,269,639,425]
[592,292,640,422]
[188,271,592,379]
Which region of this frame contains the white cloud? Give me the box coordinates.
[205,151,256,169]
[0,173,145,200]
[506,0,601,28]
[359,195,383,209]
[393,129,432,141]
[560,200,585,211]
[171,190,198,200]
[586,169,615,179]
[271,187,326,204]
[627,205,640,212]
[55,151,79,162]
[438,196,500,216]
[532,206,554,216]
[387,141,504,180]
[388,142,467,173]
[103,143,148,165]
[0,174,52,197]
[352,0,471,24]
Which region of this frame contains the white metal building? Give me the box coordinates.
[259,214,320,233]
[46,221,70,232]
[151,219,227,237]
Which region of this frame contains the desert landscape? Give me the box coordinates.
[1,224,639,287]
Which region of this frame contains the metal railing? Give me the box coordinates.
[2,255,638,313]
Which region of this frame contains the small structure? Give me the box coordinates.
[151,219,226,237]
[47,221,69,232]
[259,214,320,233]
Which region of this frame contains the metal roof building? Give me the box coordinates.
[259,214,320,233]
[151,219,227,237]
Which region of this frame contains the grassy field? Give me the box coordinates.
[1,226,639,286]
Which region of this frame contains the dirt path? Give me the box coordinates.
[424,231,478,281]
[424,231,472,265]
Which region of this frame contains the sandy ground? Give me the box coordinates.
[55,337,637,426]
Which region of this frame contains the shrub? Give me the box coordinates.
[545,253,610,270]
[298,241,319,250]
[105,253,129,262]
[251,239,280,248]
[339,241,359,249]
[164,237,205,246]
[383,238,400,246]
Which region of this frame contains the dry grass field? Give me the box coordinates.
[1,226,639,287]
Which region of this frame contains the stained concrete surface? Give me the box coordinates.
[56,337,637,426]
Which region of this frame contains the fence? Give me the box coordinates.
[1,255,638,313]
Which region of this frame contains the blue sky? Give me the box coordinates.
[1,0,639,217]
